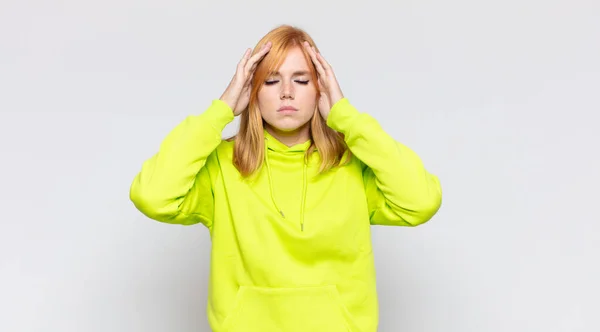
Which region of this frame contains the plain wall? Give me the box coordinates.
[1,0,598,331]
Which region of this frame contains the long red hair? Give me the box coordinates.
[228,25,350,177]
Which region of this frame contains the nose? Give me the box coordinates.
[280,81,294,99]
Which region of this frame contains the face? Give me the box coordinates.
[257,46,317,141]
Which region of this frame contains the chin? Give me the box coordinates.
[269,123,305,132]
[265,118,311,133]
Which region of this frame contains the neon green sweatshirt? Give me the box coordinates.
[130,98,442,332]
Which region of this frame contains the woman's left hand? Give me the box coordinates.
[304,41,344,120]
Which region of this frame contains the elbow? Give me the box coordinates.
[404,185,443,227]
[129,182,159,219]
[413,195,442,226]
[129,181,180,223]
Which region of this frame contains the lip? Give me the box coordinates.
[277,106,298,112]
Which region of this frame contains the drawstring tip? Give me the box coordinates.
[301,223,304,231]
[280,210,285,218]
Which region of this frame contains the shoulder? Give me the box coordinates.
[207,137,234,163]
[219,136,236,151]
[201,138,236,181]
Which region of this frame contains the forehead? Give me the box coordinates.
[277,46,310,72]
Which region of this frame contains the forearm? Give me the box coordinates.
[130,99,233,221]
[327,98,442,225]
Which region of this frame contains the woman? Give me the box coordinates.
[130,24,442,332]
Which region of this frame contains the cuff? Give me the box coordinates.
[203,99,235,131]
[326,97,361,133]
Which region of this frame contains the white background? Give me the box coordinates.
[1,0,599,331]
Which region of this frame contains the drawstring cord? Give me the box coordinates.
[300,161,307,231]
[264,149,285,218]
[264,138,308,231]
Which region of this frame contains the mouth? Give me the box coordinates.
[277,106,298,112]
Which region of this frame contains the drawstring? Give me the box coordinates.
[264,140,308,231]
[300,161,307,231]
[264,149,285,218]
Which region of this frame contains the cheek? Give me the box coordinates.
[299,88,318,107]
[257,89,277,110]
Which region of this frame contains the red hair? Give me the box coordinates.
[228,24,350,177]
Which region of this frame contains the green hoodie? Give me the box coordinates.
[130,98,442,332]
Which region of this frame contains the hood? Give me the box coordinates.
[263,129,311,231]
[263,129,312,153]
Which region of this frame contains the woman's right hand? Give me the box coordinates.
[220,42,272,116]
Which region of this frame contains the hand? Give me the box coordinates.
[220,42,272,116]
[303,41,344,120]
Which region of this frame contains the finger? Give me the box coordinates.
[245,42,272,74]
[303,41,326,77]
[238,48,252,71]
[302,41,318,65]
[252,42,271,62]
[245,72,254,87]
[315,50,332,73]
[307,44,332,75]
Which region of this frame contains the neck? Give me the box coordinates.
[265,123,311,147]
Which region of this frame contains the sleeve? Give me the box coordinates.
[326,98,442,227]
[129,99,235,228]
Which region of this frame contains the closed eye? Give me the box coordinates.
[264,80,310,85]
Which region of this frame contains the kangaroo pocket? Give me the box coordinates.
[221,284,360,332]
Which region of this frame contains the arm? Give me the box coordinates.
[129,99,234,227]
[327,98,442,226]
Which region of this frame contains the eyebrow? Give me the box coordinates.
[270,70,310,76]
